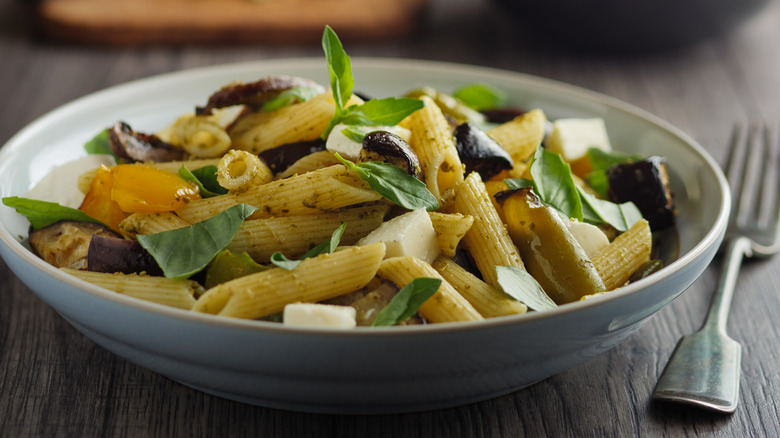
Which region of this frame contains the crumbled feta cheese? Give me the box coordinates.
[283,303,357,329]
[545,118,612,162]
[357,208,440,263]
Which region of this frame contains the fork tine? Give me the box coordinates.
[731,123,757,227]
[756,124,778,227]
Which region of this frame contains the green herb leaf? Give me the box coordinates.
[453,83,507,110]
[83,129,118,160]
[495,265,557,311]
[2,196,105,230]
[335,154,439,211]
[137,203,258,279]
[372,277,442,326]
[204,249,269,289]
[340,97,425,127]
[503,178,534,190]
[341,126,367,144]
[262,86,323,112]
[578,187,642,232]
[179,165,228,198]
[584,147,642,197]
[528,147,583,220]
[322,25,353,138]
[270,222,347,270]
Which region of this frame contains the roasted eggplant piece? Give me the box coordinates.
[454,122,513,180]
[196,75,325,115]
[497,187,606,304]
[87,235,162,276]
[258,139,326,173]
[480,107,526,124]
[358,131,422,179]
[29,221,121,270]
[109,121,185,163]
[607,156,676,230]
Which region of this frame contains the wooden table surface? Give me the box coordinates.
[2,0,780,436]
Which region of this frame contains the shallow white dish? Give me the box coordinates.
[0,58,729,414]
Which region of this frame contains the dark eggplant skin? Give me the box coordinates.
[480,107,526,124]
[258,139,326,173]
[29,221,121,270]
[109,121,185,163]
[359,131,422,179]
[607,156,677,230]
[196,75,324,115]
[454,123,514,180]
[88,235,163,276]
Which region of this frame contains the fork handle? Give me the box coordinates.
[702,237,753,334]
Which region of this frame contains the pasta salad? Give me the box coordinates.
[2,27,676,328]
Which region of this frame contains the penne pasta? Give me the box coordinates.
[217,149,273,191]
[377,256,483,323]
[275,150,341,180]
[406,95,465,203]
[592,218,652,290]
[118,211,191,239]
[175,164,383,223]
[432,256,527,318]
[228,204,389,262]
[62,268,201,310]
[193,242,386,319]
[487,108,546,174]
[165,113,232,158]
[428,211,474,257]
[450,172,525,289]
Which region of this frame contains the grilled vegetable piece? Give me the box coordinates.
[109,121,185,163]
[28,220,120,270]
[454,122,513,180]
[196,75,324,115]
[405,86,486,126]
[87,235,162,276]
[258,139,326,173]
[607,156,676,230]
[497,187,606,304]
[358,131,422,178]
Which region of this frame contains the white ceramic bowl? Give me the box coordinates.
[0,58,729,414]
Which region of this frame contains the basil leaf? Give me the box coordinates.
[578,187,642,232]
[453,83,507,110]
[529,147,583,221]
[179,165,228,198]
[496,265,557,312]
[335,154,439,211]
[2,196,105,230]
[322,25,353,138]
[204,250,269,289]
[137,203,258,279]
[341,126,367,144]
[262,86,322,112]
[504,178,534,190]
[340,97,424,127]
[271,222,347,270]
[83,129,114,157]
[372,277,442,326]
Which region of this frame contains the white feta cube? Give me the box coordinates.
[283,303,357,329]
[545,118,612,162]
[357,208,440,263]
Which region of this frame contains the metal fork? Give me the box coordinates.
[653,123,780,413]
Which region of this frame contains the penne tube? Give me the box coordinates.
[432,256,527,318]
[592,218,652,290]
[118,211,191,239]
[377,256,483,323]
[275,150,341,179]
[406,95,465,203]
[487,108,546,169]
[428,211,474,257]
[450,172,525,289]
[145,158,221,174]
[228,204,389,262]
[175,164,383,223]
[217,149,273,191]
[62,268,201,310]
[193,242,386,319]
[165,114,232,158]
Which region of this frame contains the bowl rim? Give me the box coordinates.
[0,56,731,337]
